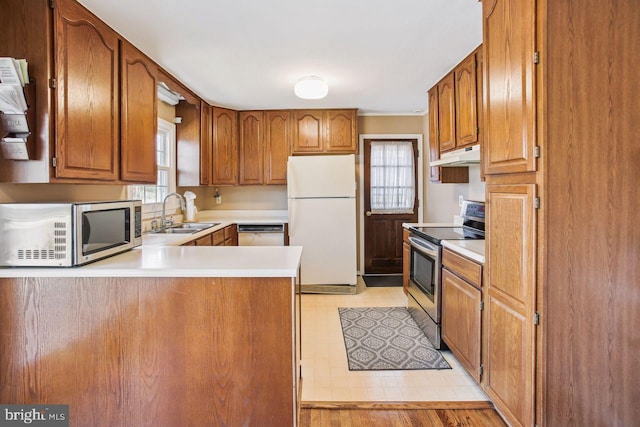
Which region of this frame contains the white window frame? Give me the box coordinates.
[127,118,177,219]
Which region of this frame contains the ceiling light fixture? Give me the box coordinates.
[294,76,328,99]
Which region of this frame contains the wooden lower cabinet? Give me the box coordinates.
[183,225,238,247]
[194,233,213,246]
[441,267,482,382]
[0,276,300,426]
[402,229,410,294]
[484,183,536,427]
[224,224,238,246]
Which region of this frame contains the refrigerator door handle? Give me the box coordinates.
[288,200,295,236]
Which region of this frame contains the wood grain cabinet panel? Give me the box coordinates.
[441,267,482,382]
[212,107,239,185]
[483,0,536,175]
[54,0,120,181]
[291,109,358,155]
[325,109,357,152]
[120,41,157,183]
[264,110,291,184]
[454,52,479,148]
[428,88,469,184]
[239,111,265,185]
[402,229,410,295]
[200,102,213,185]
[484,183,536,427]
[443,248,482,287]
[212,229,225,246]
[292,110,324,153]
[194,233,213,246]
[437,74,456,153]
[175,100,202,187]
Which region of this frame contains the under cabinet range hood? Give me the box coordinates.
[430,144,481,167]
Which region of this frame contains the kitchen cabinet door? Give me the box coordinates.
[437,73,456,153]
[120,41,157,183]
[483,0,536,174]
[428,88,469,184]
[212,107,239,185]
[325,109,357,153]
[484,183,536,427]
[54,0,120,181]
[441,267,482,382]
[239,111,264,185]
[212,229,225,246]
[292,110,324,153]
[194,233,213,246]
[223,224,238,246]
[454,51,479,148]
[200,102,213,185]
[264,110,291,185]
[176,100,202,187]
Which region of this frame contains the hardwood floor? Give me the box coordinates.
[300,402,507,426]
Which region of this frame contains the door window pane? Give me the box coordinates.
[370,141,415,214]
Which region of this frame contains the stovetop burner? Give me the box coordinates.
[408,200,485,245]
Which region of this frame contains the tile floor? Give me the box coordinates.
[300,277,489,402]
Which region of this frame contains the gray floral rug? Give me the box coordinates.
[338,307,451,371]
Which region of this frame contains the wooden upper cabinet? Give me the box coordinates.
[325,109,357,152]
[212,107,238,185]
[120,41,157,183]
[428,88,441,182]
[437,74,456,153]
[483,0,536,174]
[428,88,469,184]
[175,100,202,187]
[455,51,479,148]
[484,183,536,427]
[200,102,213,185]
[264,110,291,185]
[292,110,324,153]
[54,0,120,181]
[291,109,358,154]
[239,111,265,185]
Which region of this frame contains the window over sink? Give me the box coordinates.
[128,118,177,218]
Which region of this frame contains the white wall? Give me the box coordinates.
[421,114,486,223]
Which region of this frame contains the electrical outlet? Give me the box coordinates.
[215,195,222,205]
[459,195,464,207]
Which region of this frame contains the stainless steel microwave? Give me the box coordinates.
[0,200,142,267]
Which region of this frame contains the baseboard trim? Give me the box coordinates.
[300,400,494,410]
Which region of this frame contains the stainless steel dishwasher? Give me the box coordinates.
[237,224,285,246]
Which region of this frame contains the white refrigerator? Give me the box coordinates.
[287,154,357,293]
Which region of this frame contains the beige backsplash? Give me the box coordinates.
[178,185,288,211]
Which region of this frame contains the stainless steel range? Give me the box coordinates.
[405,200,485,349]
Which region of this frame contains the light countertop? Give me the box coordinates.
[1,209,302,278]
[0,246,303,278]
[441,239,485,264]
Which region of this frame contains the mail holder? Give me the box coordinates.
[0,80,36,160]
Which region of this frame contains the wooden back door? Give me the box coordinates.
[363,139,419,274]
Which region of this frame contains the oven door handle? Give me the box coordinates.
[408,236,438,257]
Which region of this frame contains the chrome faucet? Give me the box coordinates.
[161,192,186,229]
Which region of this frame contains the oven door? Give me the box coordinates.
[407,236,441,323]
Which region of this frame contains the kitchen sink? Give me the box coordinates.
[151,222,220,234]
[171,222,219,230]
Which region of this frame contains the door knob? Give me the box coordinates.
[365,211,372,217]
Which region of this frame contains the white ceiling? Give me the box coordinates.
[77,0,482,115]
